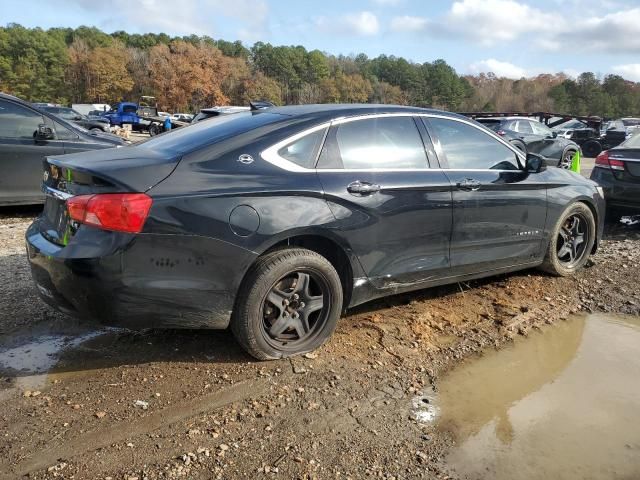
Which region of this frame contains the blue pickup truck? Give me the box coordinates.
[101,97,188,135]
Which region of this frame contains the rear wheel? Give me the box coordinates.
[540,202,595,276]
[231,248,343,360]
[582,140,602,158]
[558,148,577,169]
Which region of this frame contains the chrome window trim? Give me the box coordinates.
[260,112,525,173]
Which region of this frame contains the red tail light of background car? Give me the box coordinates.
[595,150,625,171]
[67,193,153,233]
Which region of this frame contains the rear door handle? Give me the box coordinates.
[347,181,381,195]
[456,178,481,191]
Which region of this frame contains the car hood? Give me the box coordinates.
[83,130,126,146]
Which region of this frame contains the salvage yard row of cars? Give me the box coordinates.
[1,91,638,359]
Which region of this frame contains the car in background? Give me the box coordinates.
[39,106,111,133]
[477,117,581,168]
[171,113,193,122]
[591,134,640,217]
[26,104,604,360]
[602,118,640,150]
[553,119,603,157]
[0,92,126,206]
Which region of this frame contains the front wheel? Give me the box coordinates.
[231,248,343,360]
[540,202,596,276]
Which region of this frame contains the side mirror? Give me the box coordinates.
[73,115,83,121]
[35,124,54,141]
[525,153,545,173]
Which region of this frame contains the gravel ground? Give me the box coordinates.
[0,204,639,479]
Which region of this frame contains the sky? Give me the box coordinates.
[3,0,640,81]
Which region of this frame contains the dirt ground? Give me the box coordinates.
[0,202,639,480]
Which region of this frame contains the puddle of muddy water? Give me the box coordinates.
[436,314,640,480]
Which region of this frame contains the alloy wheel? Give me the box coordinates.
[261,270,331,350]
[556,214,589,267]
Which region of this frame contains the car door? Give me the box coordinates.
[424,116,547,275]
[0,99,65,205]
[529,120,563,162]
[315,114,452,288]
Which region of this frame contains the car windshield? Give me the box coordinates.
[622,119,640,127]
[622,132,640,147]
[554,120,586,130]
[139,111,287,155]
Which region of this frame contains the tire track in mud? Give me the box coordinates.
[0,377,272,478]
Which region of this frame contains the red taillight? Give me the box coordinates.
[67,193,153,233]
[595,150,625,171]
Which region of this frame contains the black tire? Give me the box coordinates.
[90,127,102,133]
[231,248,343,360]
[558,148,577,169]
[540,202,596,276]
[511,139,527,155]
[582,140,602,158]
[149,124,161,136]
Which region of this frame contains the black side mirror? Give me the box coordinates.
[525,153,545,173]
[35,124,54,141]
[549,131,558,139]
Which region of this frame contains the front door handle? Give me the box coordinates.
[347,181,381,195]
[456,178,481,191]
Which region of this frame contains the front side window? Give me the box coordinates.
[277,127,327,169]
[428,117,520,170]
[319,116,428,170]
[0,100,43,139]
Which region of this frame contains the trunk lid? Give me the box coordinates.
[40,146,180,245]
[609,148,640,181]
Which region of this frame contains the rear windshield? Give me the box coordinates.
[477,119,502,131]
[622,132,640,147]
[139,111,287,155]
[622,119,640,127]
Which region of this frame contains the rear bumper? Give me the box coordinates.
[590,168,640,212]
[25,220,257,330]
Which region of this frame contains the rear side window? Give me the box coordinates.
[0,100,43,139]
[428,118,519,170]
[277,128,327,169]
[319,116,428,170]
[514,121,533,134]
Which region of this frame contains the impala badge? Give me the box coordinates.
[238,154,254,165]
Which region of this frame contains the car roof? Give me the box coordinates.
[476,116,537,122]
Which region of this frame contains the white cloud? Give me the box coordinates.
[63,0,269,41]
[316,11,380,36]
[442,0,560,46]
[612,64,640,82]
[390,15,429,33]
[468,59,528,79]
[552,8,640,53]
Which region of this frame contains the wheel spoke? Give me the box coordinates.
[266,290,288,310]
[574,234,584,246]
[294,272,311,296]
[292,316,308,338]
[304,296,324,314]
[269,315,291,337]
[558,242,572,260]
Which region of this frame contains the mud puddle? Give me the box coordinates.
[434,313,640,480]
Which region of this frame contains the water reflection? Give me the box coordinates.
[438,314,640,480]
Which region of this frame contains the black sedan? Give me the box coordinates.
[40,106,112,133]
[477,117,580,168]
[26,104,604,360]
[591,133,640,216]
[0,93,126,206]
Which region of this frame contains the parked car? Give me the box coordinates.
[40,106,111,133]
[171,113,193,122]
[591,134,640,217]
[26,104,604,359]
[553,120,603,157]
[0,92,126,206]
[602,118,640,149]
[477,117,581,168]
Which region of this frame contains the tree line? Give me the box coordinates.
[1,23,639,119]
